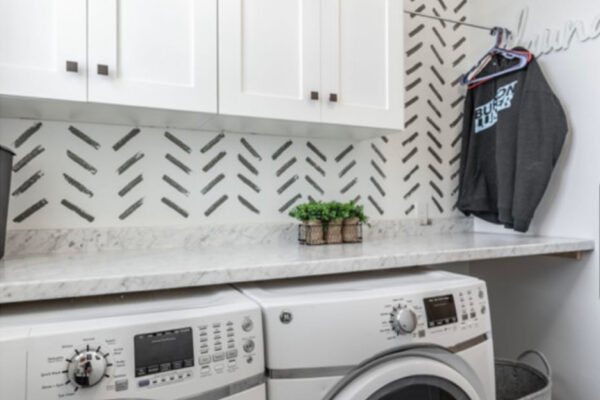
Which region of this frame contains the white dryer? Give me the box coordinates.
[0,287,266,400]
[237,267,495,400]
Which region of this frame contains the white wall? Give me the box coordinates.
[468,1,600,398]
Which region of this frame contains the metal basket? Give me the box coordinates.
[496,350,551,400]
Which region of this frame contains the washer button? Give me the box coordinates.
[242,317,254,332]
[243,339,255,353]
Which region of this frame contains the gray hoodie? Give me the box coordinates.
[458,54,567,232]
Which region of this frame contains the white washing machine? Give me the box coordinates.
[0,287,266,400]
[237,267,495,400]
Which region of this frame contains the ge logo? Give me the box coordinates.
[279,311,293,324]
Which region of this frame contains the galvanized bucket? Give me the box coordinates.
[496,350,551,400]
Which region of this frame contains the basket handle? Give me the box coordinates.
[517,350,551,376]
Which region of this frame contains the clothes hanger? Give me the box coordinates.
[461,27,531,86]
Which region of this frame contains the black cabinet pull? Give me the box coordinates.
[329,93,338,102]
[310,91,319,101]
[97,64,109,76]
[66,61,78,73]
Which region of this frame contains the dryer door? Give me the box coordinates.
[324,346,486,400]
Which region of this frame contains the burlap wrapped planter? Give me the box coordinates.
[342,217,361,243]
[302,220,324,245]
[325,220,343,244]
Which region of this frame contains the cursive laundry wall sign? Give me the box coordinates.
[514,6,600,56]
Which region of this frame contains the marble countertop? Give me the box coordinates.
[0,232,594,304]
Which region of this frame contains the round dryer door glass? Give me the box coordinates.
[367,376,469,400]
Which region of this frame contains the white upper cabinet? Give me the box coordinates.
[88,0,217,113]
[218,0,321,122]
[0,0,87,101]
[321,0,404,130]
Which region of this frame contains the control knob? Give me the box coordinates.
[66,349,109,388]
[390,307,418,335]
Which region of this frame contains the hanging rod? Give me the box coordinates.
[403,10,502,33]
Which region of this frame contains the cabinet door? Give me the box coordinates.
[321,0,404,130]
[219,0,321,122]
[88,0,217,112]
[0,0,86,101]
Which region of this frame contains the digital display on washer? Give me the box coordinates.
[424,295,458,328]
[134,327,194,377]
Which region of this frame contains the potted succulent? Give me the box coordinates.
[342,201,368,243]
[289,202,325,245]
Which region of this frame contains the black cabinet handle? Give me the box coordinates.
[97,64,109,76]
[310,91,319,101]
[66,61,78,73]
[329,93,338,102]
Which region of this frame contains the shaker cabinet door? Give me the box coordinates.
[88,0,217,112]
[0,0,87,101]
[218,0,321,122]
[321,0,404,130]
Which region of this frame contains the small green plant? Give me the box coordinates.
[347,201,369,224]
[289,201,325,222]
[289,200,369,226]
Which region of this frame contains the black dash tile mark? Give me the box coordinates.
[272,140,293,160]
[203,151,226,172]
[305,175,324,195]
[307,195,316,203]
[427,117,441,133]
[404,165,419,182]
[427,99,442,118]
[429,83,443,102]
[405,78,422,92]
[306,142,326,162]
[119,174,143,197]
[409,24,425,37]
[430,181,444,198]
[13,145,45,172]
[14,122,42,148]
[402,132,418,146]
[405,204,416,216]
[438,0,447,10]
[237,173,261,193]
[306,157,325,176]
[405,114,418,128]
[406,42,423,57]
[117,152,144,175]
[454,0,467,13]
[339,160,356,178]
[452,200,459,211]
[67,150,97,175]
[368,196,384,215]
[165,131,191,154]
[276,157,297,177]
[240,138,262,161]
[113,128,140,151]
[451,169,460,180]
[452,132,462,148]
[13,198,48,223]
[166,153,191,174]
[68,126,100,150]
[371,160,386,179]
[202,174,225,195]
[381,136,389,143]
[335,145,354,162]
[428,147,443,164]
[162,197,189,218]
[279,194,302,213]
[238,154,258,175]
[405,96,419,108]
[451,95,465,108]
[12,170,44,196]
[450,113,464,128]
[430,45,444,65]
[453,37,466,51]
[277,175,298,195]
[119,198,144,220]
[429,164,444,181]
[404,183,420,200]
[371,143,387,163]
[370,177,386,197]
[353,195,361,204]
[432,196,444,213]
[453,17,467,31]
[449,153,461,165]
[451,184,460,196]
[406,62,423,75]
[238,195,260,214]
[204,195,228,217]
[402,147,418,163]
[452,74,463,87]
[427,131,442,149]
[340,178,357,194]
[432,27,446,47]
[430,65,445,85]
[453,54,466,67]
[200,132,225,154]
[431,8,445,27]
[163,175,189,196]
[63,173,93,197]
[61,199,95,223]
